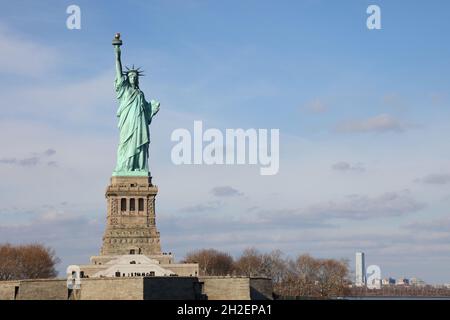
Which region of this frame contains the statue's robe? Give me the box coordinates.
[114,75,160,174]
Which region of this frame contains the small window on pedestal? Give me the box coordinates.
[130,198,135,211]
[138,198,144,211]
[120,198,126,211]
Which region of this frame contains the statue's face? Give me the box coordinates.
[128,72,138,86]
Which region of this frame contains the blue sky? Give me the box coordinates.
[1,0,450,284]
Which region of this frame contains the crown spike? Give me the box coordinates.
[123,64,145,77]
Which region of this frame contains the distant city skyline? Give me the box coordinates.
[353,251,437,286]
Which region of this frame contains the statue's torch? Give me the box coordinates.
[112,33,123,46]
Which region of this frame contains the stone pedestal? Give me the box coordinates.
[100,176,161,255]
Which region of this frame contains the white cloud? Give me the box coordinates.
[405,217,450,233]
[179,201,222,213]
[332,161,365,173]
[335,114,410,133]
[211,186,243,197]
[307,190,425,220]
[303,99,327,113]
[382,93,408,111]
[0,24,59,77]
[1,71,114,125]
[0,148,57,167]
[257,190,425,222]
[415,173,450,185]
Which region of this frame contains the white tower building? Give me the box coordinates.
[355,252,366,287]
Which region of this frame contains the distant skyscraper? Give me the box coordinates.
[355,252,366,287]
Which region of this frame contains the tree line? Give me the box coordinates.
[182,247,351,298]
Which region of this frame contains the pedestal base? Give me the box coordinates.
[100,176,161,256]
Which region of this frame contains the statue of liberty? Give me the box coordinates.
[112,33,160,177]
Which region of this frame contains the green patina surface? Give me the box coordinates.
[112,34,159,177]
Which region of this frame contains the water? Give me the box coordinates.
[338,296,450,300]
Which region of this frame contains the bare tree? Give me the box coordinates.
[315,258,350,297]
[275,254,350,298]
[0,244,18,281]
[183,248,234,276]
[0,243,60,280]
[234,247,264,277]
[276,254,320,297]
[260,250,289,284]
[235,247,289,283]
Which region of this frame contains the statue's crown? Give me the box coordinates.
[124,65,145,77]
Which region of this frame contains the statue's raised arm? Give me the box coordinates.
[112,33,123,79]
